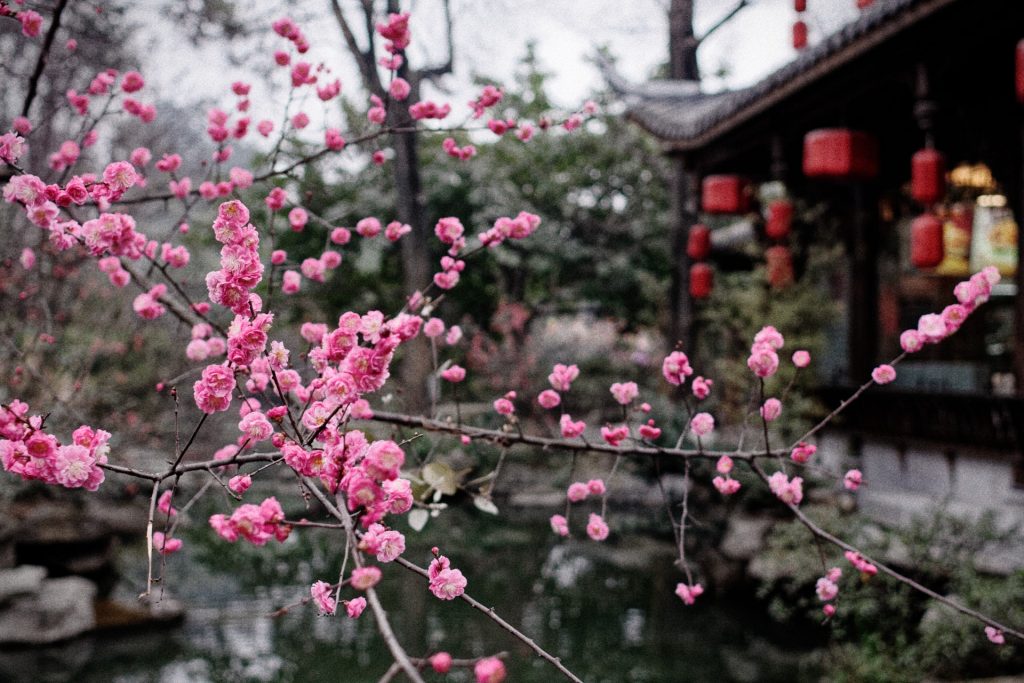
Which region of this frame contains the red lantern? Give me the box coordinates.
[701,175,748,214]
[856,0,874,8]
[793,21,808,50]
[690,263,713,299]
[911,148,945,205]
[1016,39,1024,103]
[686,224,711,260]
[765,200,794,240]
[803,129,879,179]
[911,213,944,269]
[766,246,794,289]
[794,0,806,11]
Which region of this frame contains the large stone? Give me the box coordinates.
[0,565,46,604]
[0,576,97,644]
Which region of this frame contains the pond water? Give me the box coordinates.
[3,505,819,682]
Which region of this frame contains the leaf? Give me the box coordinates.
[407,509,429,532]
[473,495,499,515]
[421,462,458,496]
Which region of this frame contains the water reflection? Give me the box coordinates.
[0,506,816,682]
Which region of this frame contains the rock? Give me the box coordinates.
[721,515,774,561]
[0,565,46,604]
[0,576,97,645]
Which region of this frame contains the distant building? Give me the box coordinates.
[607,0,1024,545]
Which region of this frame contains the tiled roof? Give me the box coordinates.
[604,0,954,150]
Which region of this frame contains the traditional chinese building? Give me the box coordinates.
[608,0,1024,541]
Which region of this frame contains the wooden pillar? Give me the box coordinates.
[1014,114,1024,395]
[849,183,880,382]
[668,155,699,352]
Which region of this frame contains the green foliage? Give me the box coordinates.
[754,504,1024,681]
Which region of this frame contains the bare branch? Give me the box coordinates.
[21,0,70,118]
[330,0,384,96]
[698,0,749,43]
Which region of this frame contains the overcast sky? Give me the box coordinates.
[132,0,863,123]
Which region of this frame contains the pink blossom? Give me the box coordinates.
[158,490,178,517]
[844,550,878,577]
[790,442,817,464]
[346,597,367,618]
[610,381,639,405]
[638,420,661,440]
[18,10,43,38]
[586,513,609,541]
[754,325,785,350]
[871,364,896,384]
[901,329,925,356]
[430,652,453,674]
[600,424,628,446]
[53,444,95,488]
[843,469,863,491]
[691,376,713,399]
[493,398,514,415]
[356,217,381,238]
[917,313,946,343]
[548,363,580,391]
[330,227,351,245]
[549,514,569,536]
[12,116,32,135]
[434,217,464,245]
[288,207,308,231]
[228,474,252,494]
[675,582,704,605]
[567,482,589,502]
[311,580,337,615]
[587,479,606,495]
[690,412,714,438]
[717,455,734,474]
[662,351,693,385]
[440,365,466,383]
[388,77,410,100]
[351,566,382,590]
[760,398,782,421]
[537,389,561,409]
[423,318,445,338]
[282,270,301,294]
[152,532,183,555]
[986,626,1005,645]
[19,248,35,270]
[816,577,839,601]
[768,471,803,505]
[385,221,411,242]
[713,476,741,495]
[428,555,467,600]
[792,350,811,368]
[474,657,506,683]
[747,344,780,378]
[560,414,586,439]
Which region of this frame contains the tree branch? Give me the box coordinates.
[330,0,384,96]
[21,0,70,118]
[698,0,749,43]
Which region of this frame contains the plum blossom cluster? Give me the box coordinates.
[899,266,1000,353]
[427,552,467,600]
[0,402,109,491]
[205,200,264,315]
[209,496,291,546]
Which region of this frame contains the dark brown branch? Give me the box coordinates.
[21,0,70,118]
[330,0,384,96]
[417,0,454,83]
[749,460,1024,642]
[698,0,749,43]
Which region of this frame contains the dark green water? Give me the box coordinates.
[1,506,816,682]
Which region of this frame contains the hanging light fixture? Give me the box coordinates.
[701,175,749,214]
[686,224,711,260]
[911,148,946,206]
[803,129,879,180]
[689,263,714,299]
[911,213,944,269]
[765,199,794,240]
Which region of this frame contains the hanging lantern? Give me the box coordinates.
[701,175,749,214]
[689,263,713,299]
[686,224,711,260]
[766,246,794,289]
[1016,39,1024,103]
[765,199,794,240]
[803,129,879,179]
[911,148,945,205]
[793,21,808,50]
[794,0,806,11]
[911,213,944,269]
